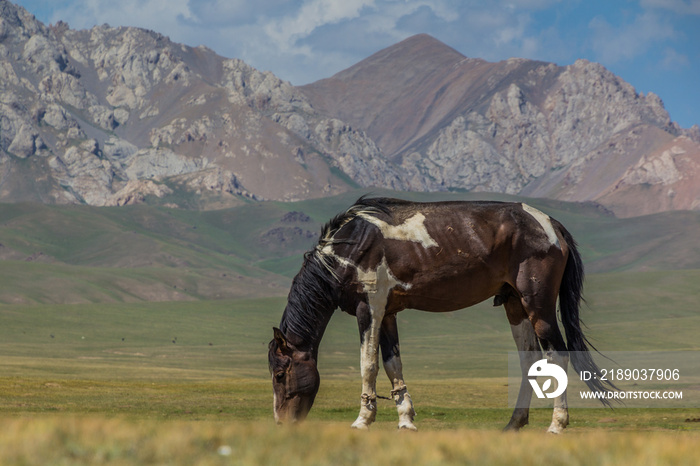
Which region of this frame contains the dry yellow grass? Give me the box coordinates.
[1,417,699,465]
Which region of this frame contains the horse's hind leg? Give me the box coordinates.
[379,313,417,431]
[539,336,570,434]
[503,294,541,431]
[517,272,570,434]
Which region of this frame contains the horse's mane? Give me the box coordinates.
[278,196,402,348]
[318,196,393,245]
[279,250,339,350]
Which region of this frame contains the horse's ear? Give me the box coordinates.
[273,327,288,352]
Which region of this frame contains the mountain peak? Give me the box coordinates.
[0,0,45,37]
[383,33,464,59]
[300,34,700,217]
[301,34,495,156]
[330,34,466,83]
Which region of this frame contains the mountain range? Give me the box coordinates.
[1,0,699,217]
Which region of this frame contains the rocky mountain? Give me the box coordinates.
[1,1,699,217]
[301,34,700,217]
[0,0,405,208]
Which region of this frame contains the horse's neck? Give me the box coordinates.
[281,304,335,356]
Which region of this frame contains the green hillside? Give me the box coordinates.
[1,190,699,304]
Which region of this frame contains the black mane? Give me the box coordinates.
[278,196,398,349]
[317,196,391,248]
[352,196,409,213]
[279,250,339,351]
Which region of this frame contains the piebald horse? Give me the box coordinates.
[269,197,612,432]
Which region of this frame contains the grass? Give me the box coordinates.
[1,270,699,404]
[0,417,699,465]
[0,280,699,462]
[1,373,699,464]
[1,268,698,381]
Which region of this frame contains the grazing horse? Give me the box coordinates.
[268,197,613,432]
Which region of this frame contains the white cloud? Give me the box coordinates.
[493,13,530,46]
[184,0,293,26]
[589,11,676,63]
[50,0,194,35]
[264,0,375,54]
[641,0,700,15]
[661,47,690,68]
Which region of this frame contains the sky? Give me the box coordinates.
[13,0,700,128]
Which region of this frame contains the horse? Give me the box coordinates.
[268,196,613,432]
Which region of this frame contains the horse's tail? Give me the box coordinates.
[556,221,616,405]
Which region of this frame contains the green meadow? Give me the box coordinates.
[1,190,700,463]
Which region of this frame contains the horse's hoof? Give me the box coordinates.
[546,425,565,434]
[503,420,526,432]
[398,423,418,431]
[351,421,370,430]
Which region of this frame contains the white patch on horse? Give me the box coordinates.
[319,244,412,292]
[357,258,403,378]
[357,212,438,249]
[546,350,570,434]
[350,257,411,429]
[358,256,409,296]
[273,391,279,423]
[319,244,352,267]
[521,203,560,248]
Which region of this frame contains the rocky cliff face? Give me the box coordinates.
[0,0,405,208]
[1,2,699,216]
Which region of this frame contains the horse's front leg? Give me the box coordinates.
[380,313,417,430]
[351,301,383,430]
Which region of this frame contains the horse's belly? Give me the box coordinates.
[390,269,501,313]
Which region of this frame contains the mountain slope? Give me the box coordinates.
[301,34,700,217]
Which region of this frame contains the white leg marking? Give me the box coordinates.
[351,259,408,430]
[357,212,438,248]
[546,350,570,434]
[319,239,413,430]
[521,203,560,248]
[352,330,381,430]
[384,355,417,430]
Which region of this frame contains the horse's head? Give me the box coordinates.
[268,327,320,424]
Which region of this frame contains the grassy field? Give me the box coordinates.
[2,417,699,465]
[2,417,700,465]
[1,270,700,463]
[1,193,700,463]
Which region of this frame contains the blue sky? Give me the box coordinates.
[14,0,700,128]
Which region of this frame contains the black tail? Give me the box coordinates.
[556,222,617,406]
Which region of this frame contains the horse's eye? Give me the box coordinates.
[275,372,284,381]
